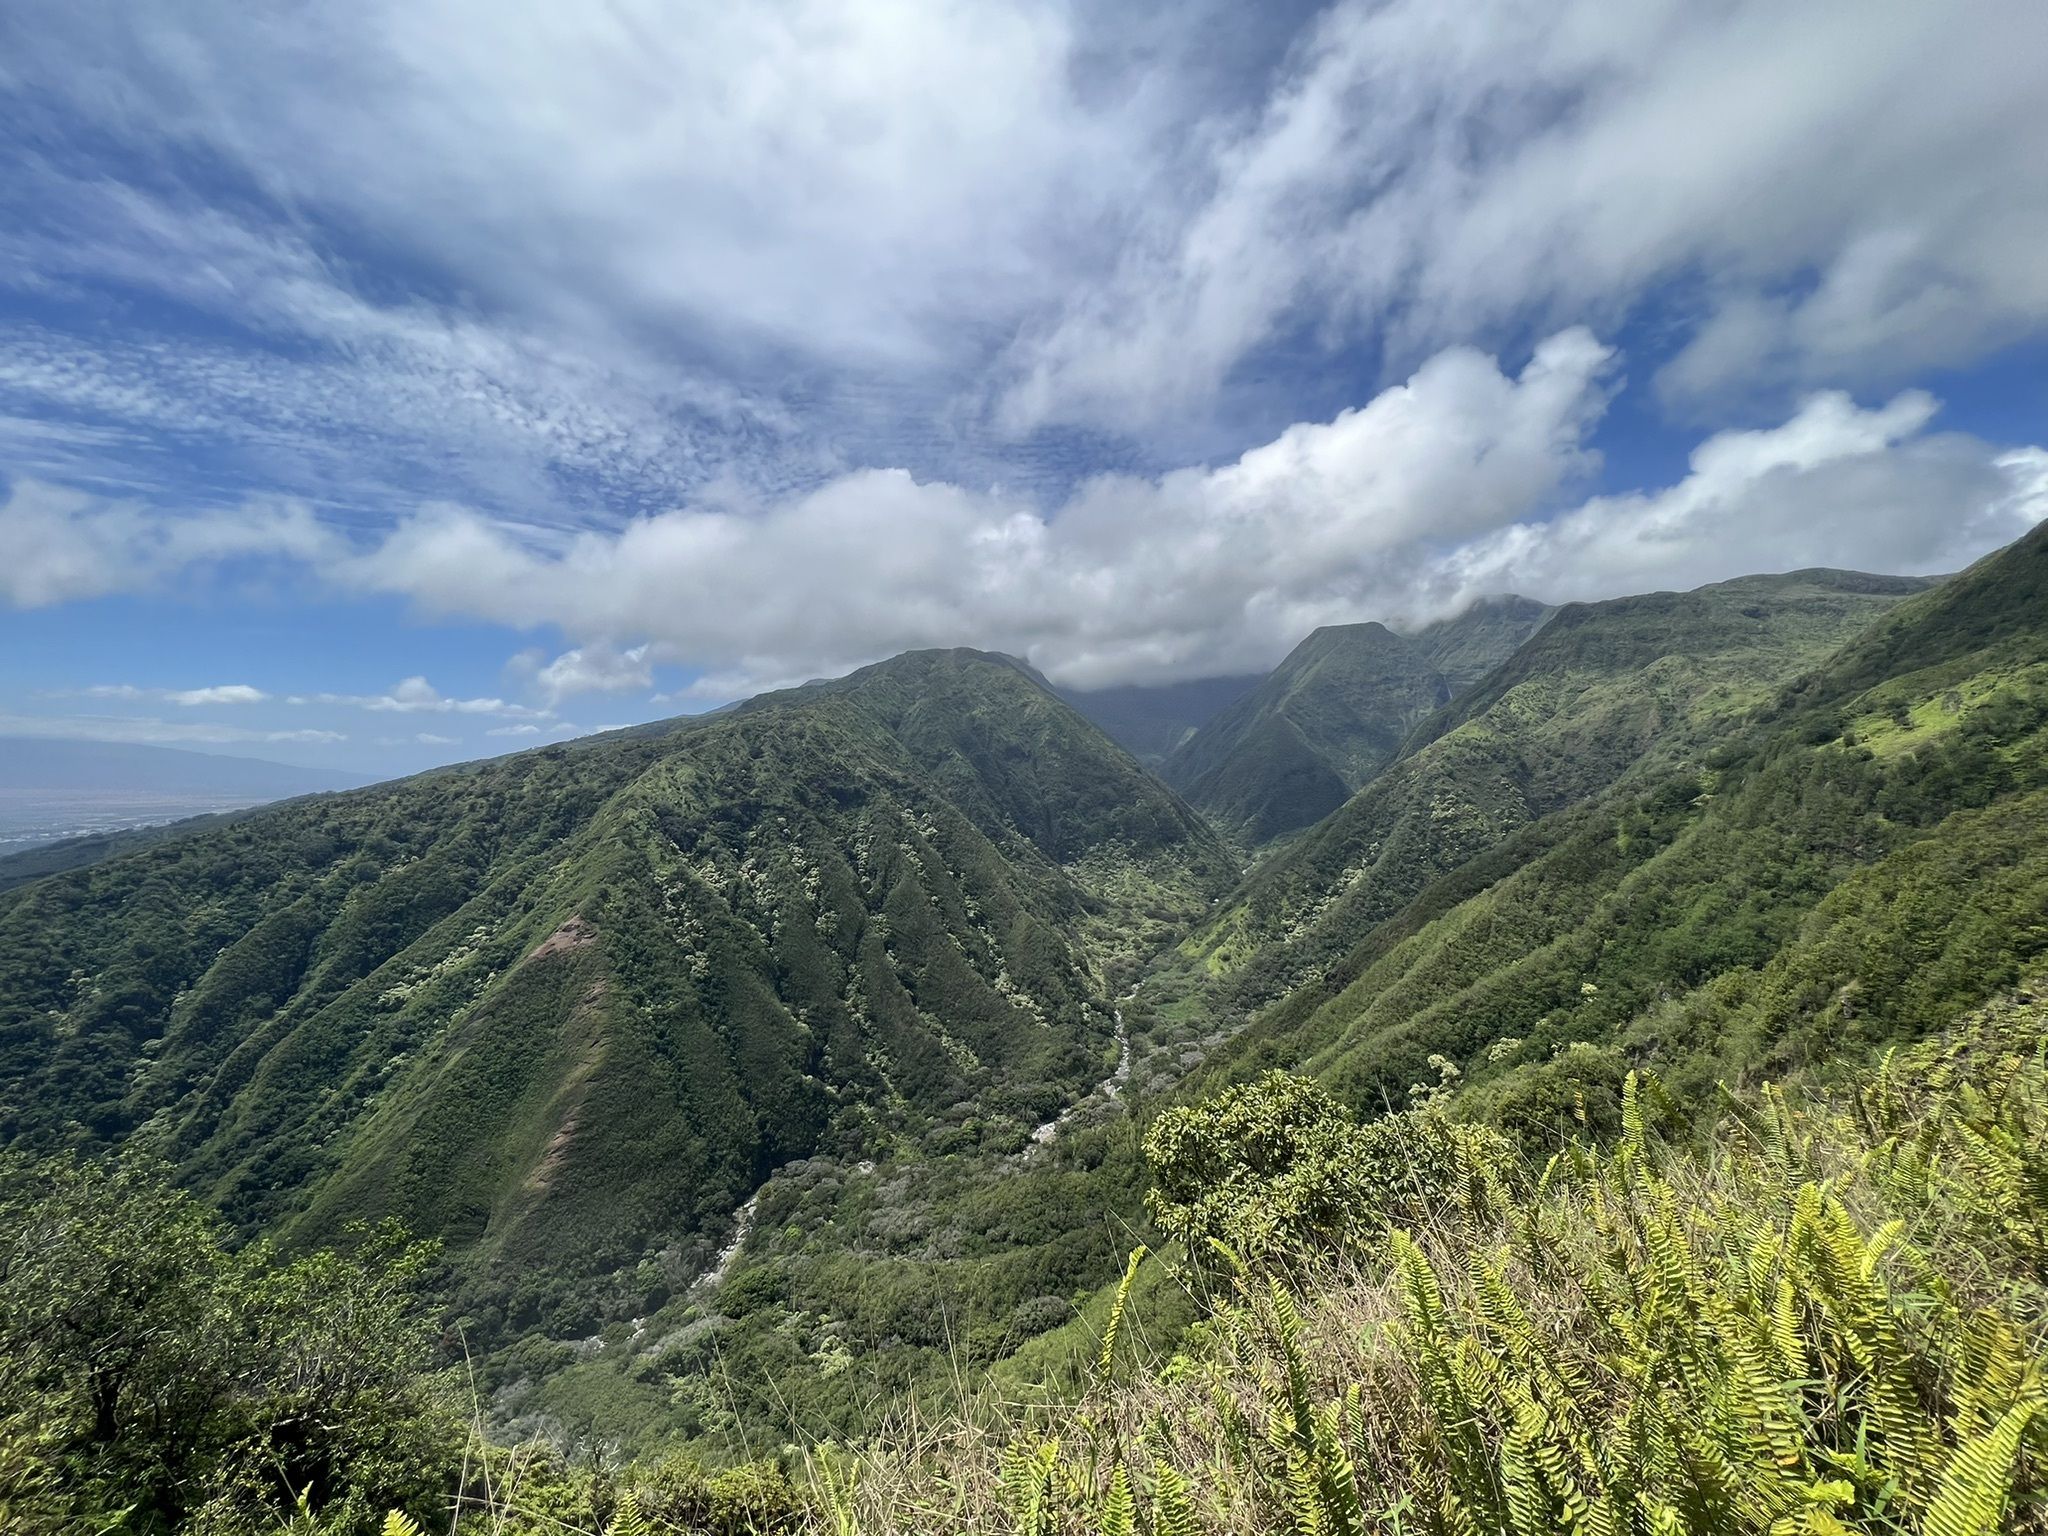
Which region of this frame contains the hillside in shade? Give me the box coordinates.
[1058,673,1264,766]
[1158,596,1553,847]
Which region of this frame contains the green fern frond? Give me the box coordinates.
[1098,1245,1149,1381]
[1098,1465,1135,1536]
[1151,1465,1199,1536]
[1922,1397,2040,1536]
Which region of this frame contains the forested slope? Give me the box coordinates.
[0,651,1231,1347]
[1162,623,1452,845]
[1189,535,2044,1142]
[1185,569,1936,1010]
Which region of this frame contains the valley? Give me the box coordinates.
[5,526,2046,1529]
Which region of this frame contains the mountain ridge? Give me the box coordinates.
[1158,595,1553,847]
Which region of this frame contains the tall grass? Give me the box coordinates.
[810,993,2048,1536]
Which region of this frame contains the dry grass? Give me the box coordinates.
[810,1000,2048,1536]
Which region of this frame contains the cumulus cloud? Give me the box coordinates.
[1430,398,2047,609]
[524,645,654,706]
[8,325,2042,698]
[340,333,2045,692]
[340,332,1609,686]
[0,478,333,608]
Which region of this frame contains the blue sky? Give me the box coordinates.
[1,1,2045,778]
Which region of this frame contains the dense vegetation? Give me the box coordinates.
[1408,593,1554,694]
[0,1155,451,1533]
[1159,599,1552,849]
[841,986,2048,1535]
[1179,569,1937,1005]
[5,525,2048,1533]
[0,649,1232,1456]
[1162,624,1452,847]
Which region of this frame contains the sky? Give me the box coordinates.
[1,0,2045,778]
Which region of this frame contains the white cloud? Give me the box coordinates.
[0,712,344,747]
[167,684,269,707]
[344,331,1616,685]
[485,723,543,738]
[296,677,548,718]
[1002,0,2048,430]
[0,0,1164,520]
[1433,399,2048,607]
[70,683,271,707]
[4,1,1134,369]
[343,335,2044,690]
[0,478,333,608]
[414,732,458,746]
[1,0,2041,544]
[7,329,2042,700]
[526,644,653,706]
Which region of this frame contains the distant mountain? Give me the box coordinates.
[1182,568,1939,996]
[1186,537,2044,1136]
[1410,593,1554,692]
[1059,673,1264,765]
[0,739,371,886]
[1150,598,1555,848]
[0,737,365,796]
[1161,623,1453,845]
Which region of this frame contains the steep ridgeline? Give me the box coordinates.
[1161,624,1453,846]
[1185,569,1936,1007]
[1409,592,1554,692]
[1059,673,1264,767]
[1157,597,1552,848]
[0,650,1232,1330]
[1191,528,2048,1139]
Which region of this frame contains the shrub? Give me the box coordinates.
[0,1154,454,1534]
[831,994,2048,1536]
[1142,1070,1511,1266]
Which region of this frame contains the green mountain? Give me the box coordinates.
[1161,623,1453,845]
[0,650,1231,1342]
[1410,591,1554,692]
[1187,536,2045,1137]
[1059,673,1263,766]
[14,528,2048,1495]
[1184,569,1936,1005]
[1155,597,1553,848]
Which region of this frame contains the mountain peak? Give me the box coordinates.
[1163,622,1453,845]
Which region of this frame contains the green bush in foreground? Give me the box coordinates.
[1143,1069,1512,1269]
[0,1157,455,1534]
[831,993,2048,1535]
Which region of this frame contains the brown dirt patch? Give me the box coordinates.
[527,915,597,961]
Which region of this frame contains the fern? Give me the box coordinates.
[1000,1438,1062,1536]
[1098,1464,1135,1536]
[1151,1465,1199,1536]
[1923,1396,2042,1536]
[1098,1245,1149,1382]
[606,1491,654,1536]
